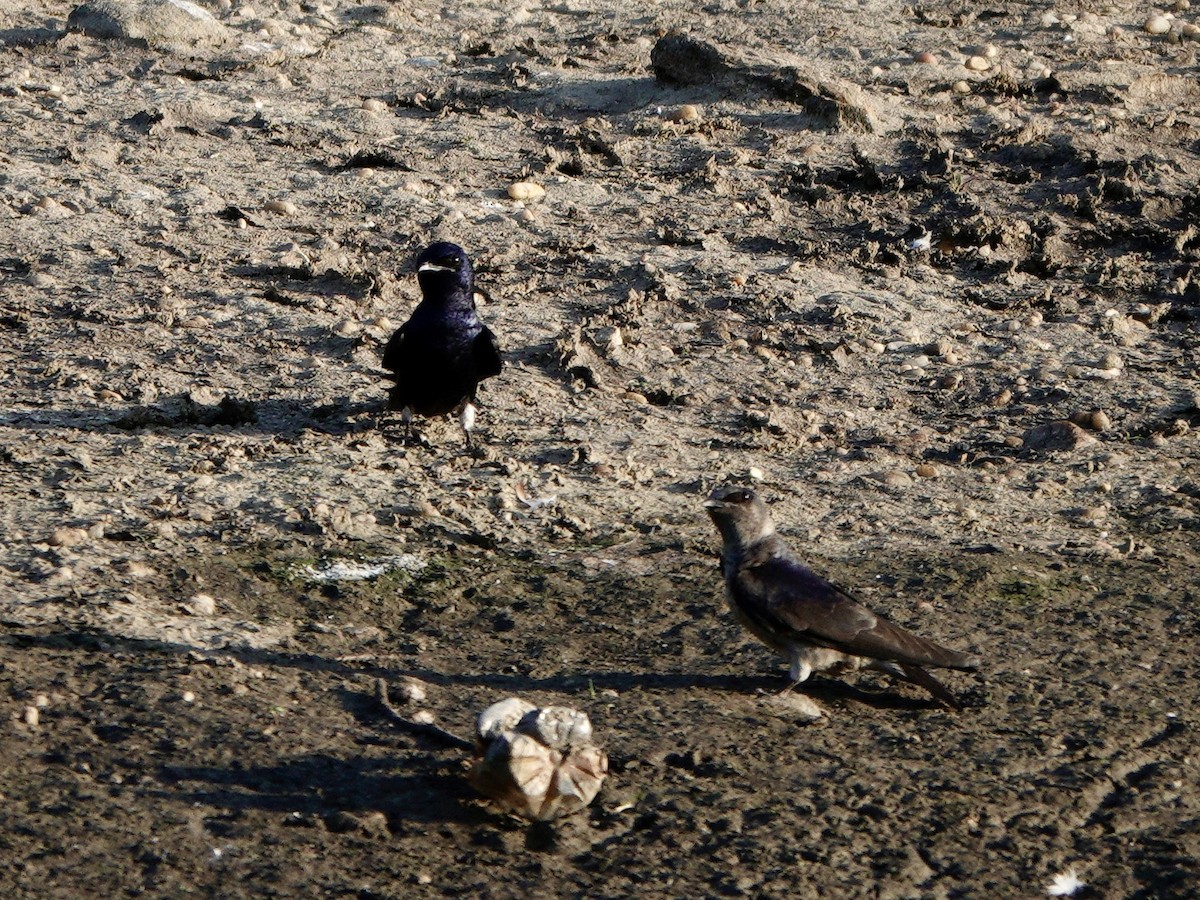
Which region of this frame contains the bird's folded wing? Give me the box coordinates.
[382,325,408,374]
[474,326,502,378]
[742,555,978,670]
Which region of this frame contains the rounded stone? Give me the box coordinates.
[1144,15,1172,34]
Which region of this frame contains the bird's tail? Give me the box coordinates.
[897,663,966,709]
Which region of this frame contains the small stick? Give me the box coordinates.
[374,678,473,750]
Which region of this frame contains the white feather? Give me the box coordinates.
[1046,868,1085,897]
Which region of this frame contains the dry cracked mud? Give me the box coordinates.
[1,0,1198,896]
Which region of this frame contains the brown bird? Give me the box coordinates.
[704,485,980,707]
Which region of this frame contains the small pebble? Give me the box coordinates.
[397,679,427,703]
[334,319,361,337]
[748,467,765,481]
[507,181,546,201]
[1144,15,1172,34]
[412,710,435,725]
[34,197,67,214]
[964,55,990,71]
[186,593,217,616]
[371,315,395,331]
[263,199,298,215]
[665,103,702,123]
[48,526,87,547]
[992,388,1013,406]
[938,373,961,390]
[182,691,196,703]
[952,80,971,94]
[122,559,155,578]
[1070,410,1112,432]
[915,463,939,478]
[873,470,913,487]
[764,692,823,722]
[24,706,39,727]
[914,51,937,64]
[361,98,388,113]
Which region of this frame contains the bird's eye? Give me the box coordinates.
[736,490,753,502]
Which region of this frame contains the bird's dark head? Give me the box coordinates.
[414,241,474,299]
[704,485,776,548]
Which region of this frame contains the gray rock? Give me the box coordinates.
[67,0,232,49]
[1022,420,1098,452]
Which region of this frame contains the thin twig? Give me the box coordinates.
[374,678,473,750]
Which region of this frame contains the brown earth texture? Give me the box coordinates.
[2,0,1200,896]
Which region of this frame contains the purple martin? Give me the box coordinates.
[704,486,980,708]
[382,242,502,444]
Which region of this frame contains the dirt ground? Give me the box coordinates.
[2,0,1198,896]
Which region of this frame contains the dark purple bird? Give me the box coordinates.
[382,242,502,444]
[705,486,980,708]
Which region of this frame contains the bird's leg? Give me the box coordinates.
[458,401,477,448]
[780,653,813,696]
[397,407,430,447]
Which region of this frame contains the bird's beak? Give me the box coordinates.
[418,261,456,273]
[703,499,722,509]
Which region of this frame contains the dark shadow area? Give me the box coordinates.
[228,265,376,301]
[0,626,946,712]
[0,27,61,47]
[156,753,480,826]
[0,395,385,438]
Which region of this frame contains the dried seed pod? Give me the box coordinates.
[469,699,608,820]
[476,697,537,744]
[471,732,558,813]
[546,744,608,816]
[517,706,593,750]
